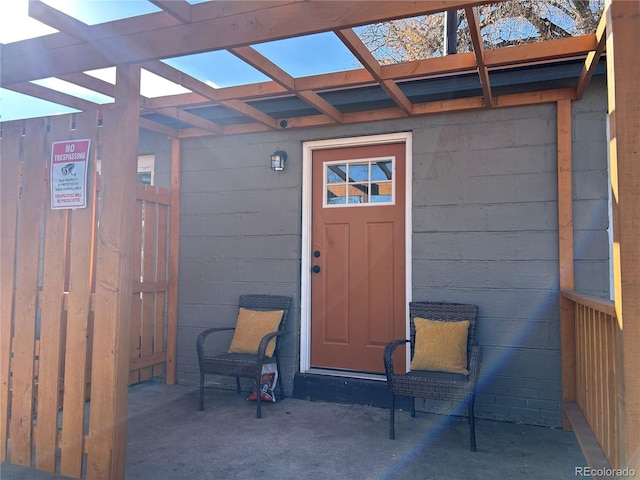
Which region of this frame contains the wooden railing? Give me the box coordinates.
[562,291,620,468]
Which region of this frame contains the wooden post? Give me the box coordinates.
[557,99,576,430]
[166,138,181,384]
[86,64,140,480]
[605,0,640,471]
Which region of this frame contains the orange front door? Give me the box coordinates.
[310,143,406,374]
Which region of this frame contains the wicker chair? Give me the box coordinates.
[384,301,481,451]
[196,294,292,418]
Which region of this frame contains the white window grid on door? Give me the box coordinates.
[322,156,395,208]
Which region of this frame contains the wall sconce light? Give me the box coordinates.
[271,148,287,171]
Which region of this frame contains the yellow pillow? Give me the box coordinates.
[410,317,470,374]
[228,308,284,357]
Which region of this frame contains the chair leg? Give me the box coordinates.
[256,384,262,419]
[469,400,477,452]
[235,376,241,394]
[276,357,285,400]
[199,371,205,411]
[411,397,416,417]
[389,393,396,439]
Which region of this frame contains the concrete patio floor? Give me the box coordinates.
[2,380,586,479]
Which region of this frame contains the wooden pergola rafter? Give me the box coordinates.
[334,28,413,116]
[464,5,494,107]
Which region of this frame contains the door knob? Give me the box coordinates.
[312,265,321,273]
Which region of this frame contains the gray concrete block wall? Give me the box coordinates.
[410,80,609,427]
[140,79,610,427]
[411,101,567,426]
[174,132,303,393]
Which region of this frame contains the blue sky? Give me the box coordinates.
[0,0,362,122]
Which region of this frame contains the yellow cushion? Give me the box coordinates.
[228,308,284,357]
[410,317,470,374]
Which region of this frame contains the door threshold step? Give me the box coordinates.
[292,372,411,409]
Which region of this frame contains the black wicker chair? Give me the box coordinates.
[384,301,481,451]
[196,294,292,418]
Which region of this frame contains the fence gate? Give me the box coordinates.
[129,182,171,384]
[0,114,176,478]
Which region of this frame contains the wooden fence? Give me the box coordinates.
[1,114,176,478]
[562,291,620,469]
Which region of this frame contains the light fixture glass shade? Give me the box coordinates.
[271,149,287,171]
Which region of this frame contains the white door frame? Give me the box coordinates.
[300,132,413,376]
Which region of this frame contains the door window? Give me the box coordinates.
[324,157,394,207]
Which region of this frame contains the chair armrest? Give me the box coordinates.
[468,345,483,384]
[256,330,288,361]
[196,327,236,359]
[384,339,410,380]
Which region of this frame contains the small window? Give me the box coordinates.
[137,155,155,185]
[324,157,394,207]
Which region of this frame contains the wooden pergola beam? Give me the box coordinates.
[296,90,344,123]
[229,46,344,123]
[187,87,575,138]
[484,35,597,67]
[576,13,607,99]
[335,28,413,116]
[4,1,492,85]
[139,117,180,138]
[142,60,278,129]
[220,99,279,130]
[28,0,93,42]
[465,6,494,107]
[60,73,116,99]
[141,61,218,101]
[4,83,100,113]
[152,107,223,135]
[229,46,296,91]
[149,1,192,23]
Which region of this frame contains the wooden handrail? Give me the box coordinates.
[561,290,616,317]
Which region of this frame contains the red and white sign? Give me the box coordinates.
[50,139,91,209]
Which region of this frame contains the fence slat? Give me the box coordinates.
[575,306,582,408]
[9,118,48,466]
[129,194,143,385]
[0,121,23,462]
[140,194,156,381]
[154,202,168,377]
[34,116,72,472]
[60,112,99,478]
[609,324,619,467]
